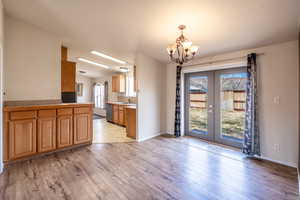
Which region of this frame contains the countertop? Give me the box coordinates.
[125,105,136,110]
[3,102,94,112]
[107,102,136,106]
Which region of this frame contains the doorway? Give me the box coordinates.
[184,67,247,148]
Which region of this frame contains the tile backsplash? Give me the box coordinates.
[118,96,137,104]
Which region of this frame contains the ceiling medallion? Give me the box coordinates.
[167,25,199,65]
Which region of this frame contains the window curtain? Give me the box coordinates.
[243,53,260,156]
[104,81,108,109]
[174,65,182,137]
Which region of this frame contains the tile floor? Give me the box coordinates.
[93,118,135,143]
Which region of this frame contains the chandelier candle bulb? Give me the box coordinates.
[190,46,199,54]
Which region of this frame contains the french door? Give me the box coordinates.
[184,67,247,148]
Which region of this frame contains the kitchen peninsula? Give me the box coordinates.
[3,103,93,163]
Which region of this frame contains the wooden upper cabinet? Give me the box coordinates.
[61,46,76,92]
[112,74,125,93]
[61,46,68,61]
[9,119,37,160]
[57,115,73,148]
[74,113,92,144]
[61,61,76,92]
[37,110,56,153]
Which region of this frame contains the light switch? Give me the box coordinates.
[273,96,280,104]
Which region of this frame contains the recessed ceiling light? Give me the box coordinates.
[91,50,126,65]
[119,67,129,72]
[78,58,110,69]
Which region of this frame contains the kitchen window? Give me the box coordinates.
[125,73,136,97]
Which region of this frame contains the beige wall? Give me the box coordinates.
[4,16,61,101]
[165,40,299,167]
[76,74,92,103]
[136,53,166,141]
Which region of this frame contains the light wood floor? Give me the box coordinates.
[93,118,135,143]
[0,135,298,200]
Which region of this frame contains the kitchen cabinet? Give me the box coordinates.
[3,103,93,163]
[112,74,125,93]
[57,115,73,148]
[61,61,76,92]
[118,106,125,126]
[74,113,92,144]
[126,106,136,139]
[113,104,119,123]
[38,110,56,153]
[111,104,126,126]
[9,118,37,160]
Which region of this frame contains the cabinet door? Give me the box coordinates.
[61,61,76,92]
[118,106,125,125]
[113,105,119,123]
[119,74,125,93]
[9,119,37,159]
[57,115,73,148]
[38,117,56,153]
[112,75,119,92]
[74,114,92,144]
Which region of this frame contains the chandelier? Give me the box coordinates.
[166,25,199,65]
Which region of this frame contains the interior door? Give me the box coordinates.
[184,71,214,141]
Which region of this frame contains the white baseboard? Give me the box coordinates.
[137,132,162,142]
[259,156,297,168]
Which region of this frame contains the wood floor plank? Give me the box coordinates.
[0,136,298,200]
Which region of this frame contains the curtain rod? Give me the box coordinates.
[182,53,265,68]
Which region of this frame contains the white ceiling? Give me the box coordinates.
[3,0,300,66]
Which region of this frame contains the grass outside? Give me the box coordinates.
[189,108,245,140]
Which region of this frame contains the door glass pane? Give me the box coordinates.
[220,72,247,142]
[189,76,208,135]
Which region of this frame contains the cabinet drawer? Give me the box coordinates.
[119,106,124,111]
[38,109,56,118]
[10,111,37,120]
[57,108,73,116]
[74,107,91,114]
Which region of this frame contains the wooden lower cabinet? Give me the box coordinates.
[38,117,56,153]
[113,105,119,123]
[119,110,124,125]
[57,115,73,148]
[4,104,93,163]
[74,114,92,144]
[125,107,136,139]
[9,119,37,160]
